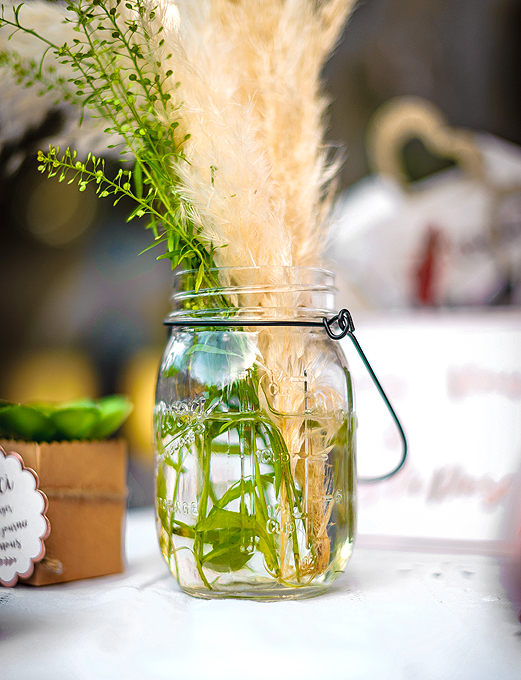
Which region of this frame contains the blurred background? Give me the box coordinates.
[325,0,521,189]
[1,0,520,532]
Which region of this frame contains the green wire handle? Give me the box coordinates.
[323,309,408,483]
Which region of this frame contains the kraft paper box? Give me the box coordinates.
[0,439,127,586]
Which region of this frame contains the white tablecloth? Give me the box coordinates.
[1,507,520,680]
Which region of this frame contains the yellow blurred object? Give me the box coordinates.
[4,348,100,404]
[120,347,161,467]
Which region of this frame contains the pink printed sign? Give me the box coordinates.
[342,310,521,550]
[0,446,50,586]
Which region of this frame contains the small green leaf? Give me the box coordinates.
[196,508,245,533]
[89,395,133,439]
[132,163,143,198]
[171,520,195,539]
[0,404,56,442]
[195,260,204,291]
[51,404,100,440]
[201,535,252,572]
[215,475,273,509]
[156,466,169,532]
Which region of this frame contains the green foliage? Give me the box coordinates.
[0,395,133,442]
[0,0,216,274]
[156,366,313,586]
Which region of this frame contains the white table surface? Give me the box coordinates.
[1,507,521,680]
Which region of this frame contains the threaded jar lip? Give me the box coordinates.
[166,266,337,323]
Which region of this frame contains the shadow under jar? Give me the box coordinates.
[154,267,356,600]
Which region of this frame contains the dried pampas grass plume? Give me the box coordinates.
[144,0,356,271]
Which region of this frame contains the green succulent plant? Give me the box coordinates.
[0,395,132,442]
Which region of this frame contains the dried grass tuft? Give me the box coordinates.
[146,0,356,271]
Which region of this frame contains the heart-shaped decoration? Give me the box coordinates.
[367,96,484,190]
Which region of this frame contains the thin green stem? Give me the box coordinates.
[193,427,213,589]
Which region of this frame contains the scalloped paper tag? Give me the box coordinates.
[0,446,50,587]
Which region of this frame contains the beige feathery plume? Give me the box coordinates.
[144,0,355,271]
[212,0,355,266]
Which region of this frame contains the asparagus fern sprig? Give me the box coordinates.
[0,0,216,279]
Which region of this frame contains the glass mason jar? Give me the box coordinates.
[154,267,356,600]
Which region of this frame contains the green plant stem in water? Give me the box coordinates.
[155,362,345,589]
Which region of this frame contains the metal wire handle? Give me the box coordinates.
[164,308,407,483]
[323,309,408,483]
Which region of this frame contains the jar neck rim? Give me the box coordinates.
[175,265,335,275]
[168,266,337,322]
[172,266,336,290]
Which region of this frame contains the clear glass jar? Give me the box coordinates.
[154,267,356,600]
